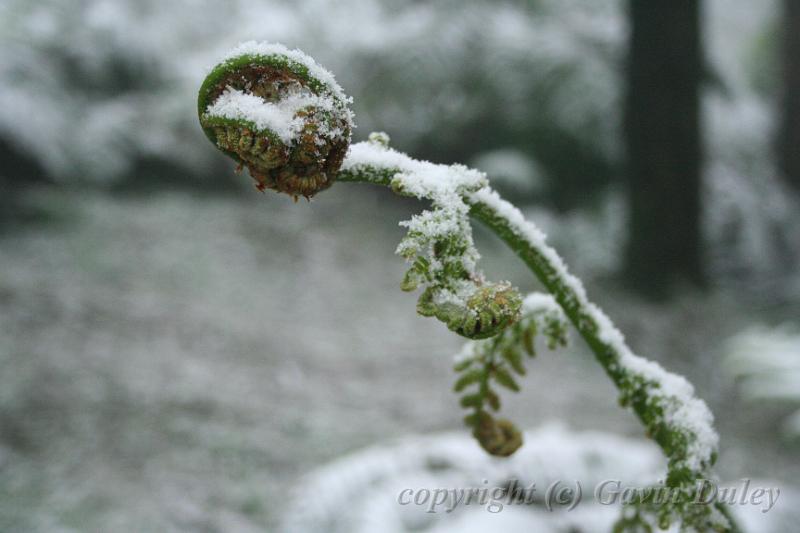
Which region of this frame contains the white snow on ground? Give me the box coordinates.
[1,189,798,531]
[280,423,797,533]
[280,423,666,533]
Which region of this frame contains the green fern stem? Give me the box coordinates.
[341,164,685,469]
[338,152,741,533]
[197,43,740,531]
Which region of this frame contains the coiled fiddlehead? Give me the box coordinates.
[198,43,741,533]
[454,293,569,456]
[198,42,353,199]
[396,190,523,340]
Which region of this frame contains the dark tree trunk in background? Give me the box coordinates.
[624,0,705,297]
[780,0,800,191]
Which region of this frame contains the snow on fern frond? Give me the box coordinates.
[198,42,353,198]
[204,87,346,144]
[463,187,723,530]
[342,140,488,199]
[342,137,722,506]
[215,41,352,108]
[341,138,521,340]
[194,40,736,533]
[395,191,521,340]
[588,303,719,474]
[468,188,590,307]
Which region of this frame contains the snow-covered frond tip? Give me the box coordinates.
[215,42,351,106]
[340,136,518,340]
[342,138,488,200]
[198,42,353,199]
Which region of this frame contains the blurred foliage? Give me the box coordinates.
[0,0,622,209]
[744,16,781,99]
[0,0,798,290]
[351,0,622,209]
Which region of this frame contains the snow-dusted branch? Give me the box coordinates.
[197,43,740,533]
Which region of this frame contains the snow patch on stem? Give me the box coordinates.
[346,139,520,340]
[469,188,718,471]
[343,140,488,198]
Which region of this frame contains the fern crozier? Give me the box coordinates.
[198,42,742,533]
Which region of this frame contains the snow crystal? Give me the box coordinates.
[398,202,468,240]
[432,281,480,311]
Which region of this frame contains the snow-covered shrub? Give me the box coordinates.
[2,0,797,286]
[703,0,800,288]
[196,43,739,532]
[725,325,800,438]
[0,0,620,193]
[4,0,796,292]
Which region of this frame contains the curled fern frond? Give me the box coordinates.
[417,282,522,340]
[197,43,741,533]
[198,42,353,199]
[462,283,523,339]
[395,179,522,339]
[473,413,523,457]
[453,293,570,456]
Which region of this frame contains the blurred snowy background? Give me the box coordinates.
[1,0,800,531]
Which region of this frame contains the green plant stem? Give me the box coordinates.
[198,42,735,529]
[338,169,645,428]
[337,169,647,431]
[338,163,742,533]
[468,200,649,422]
[468,199,741,533]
